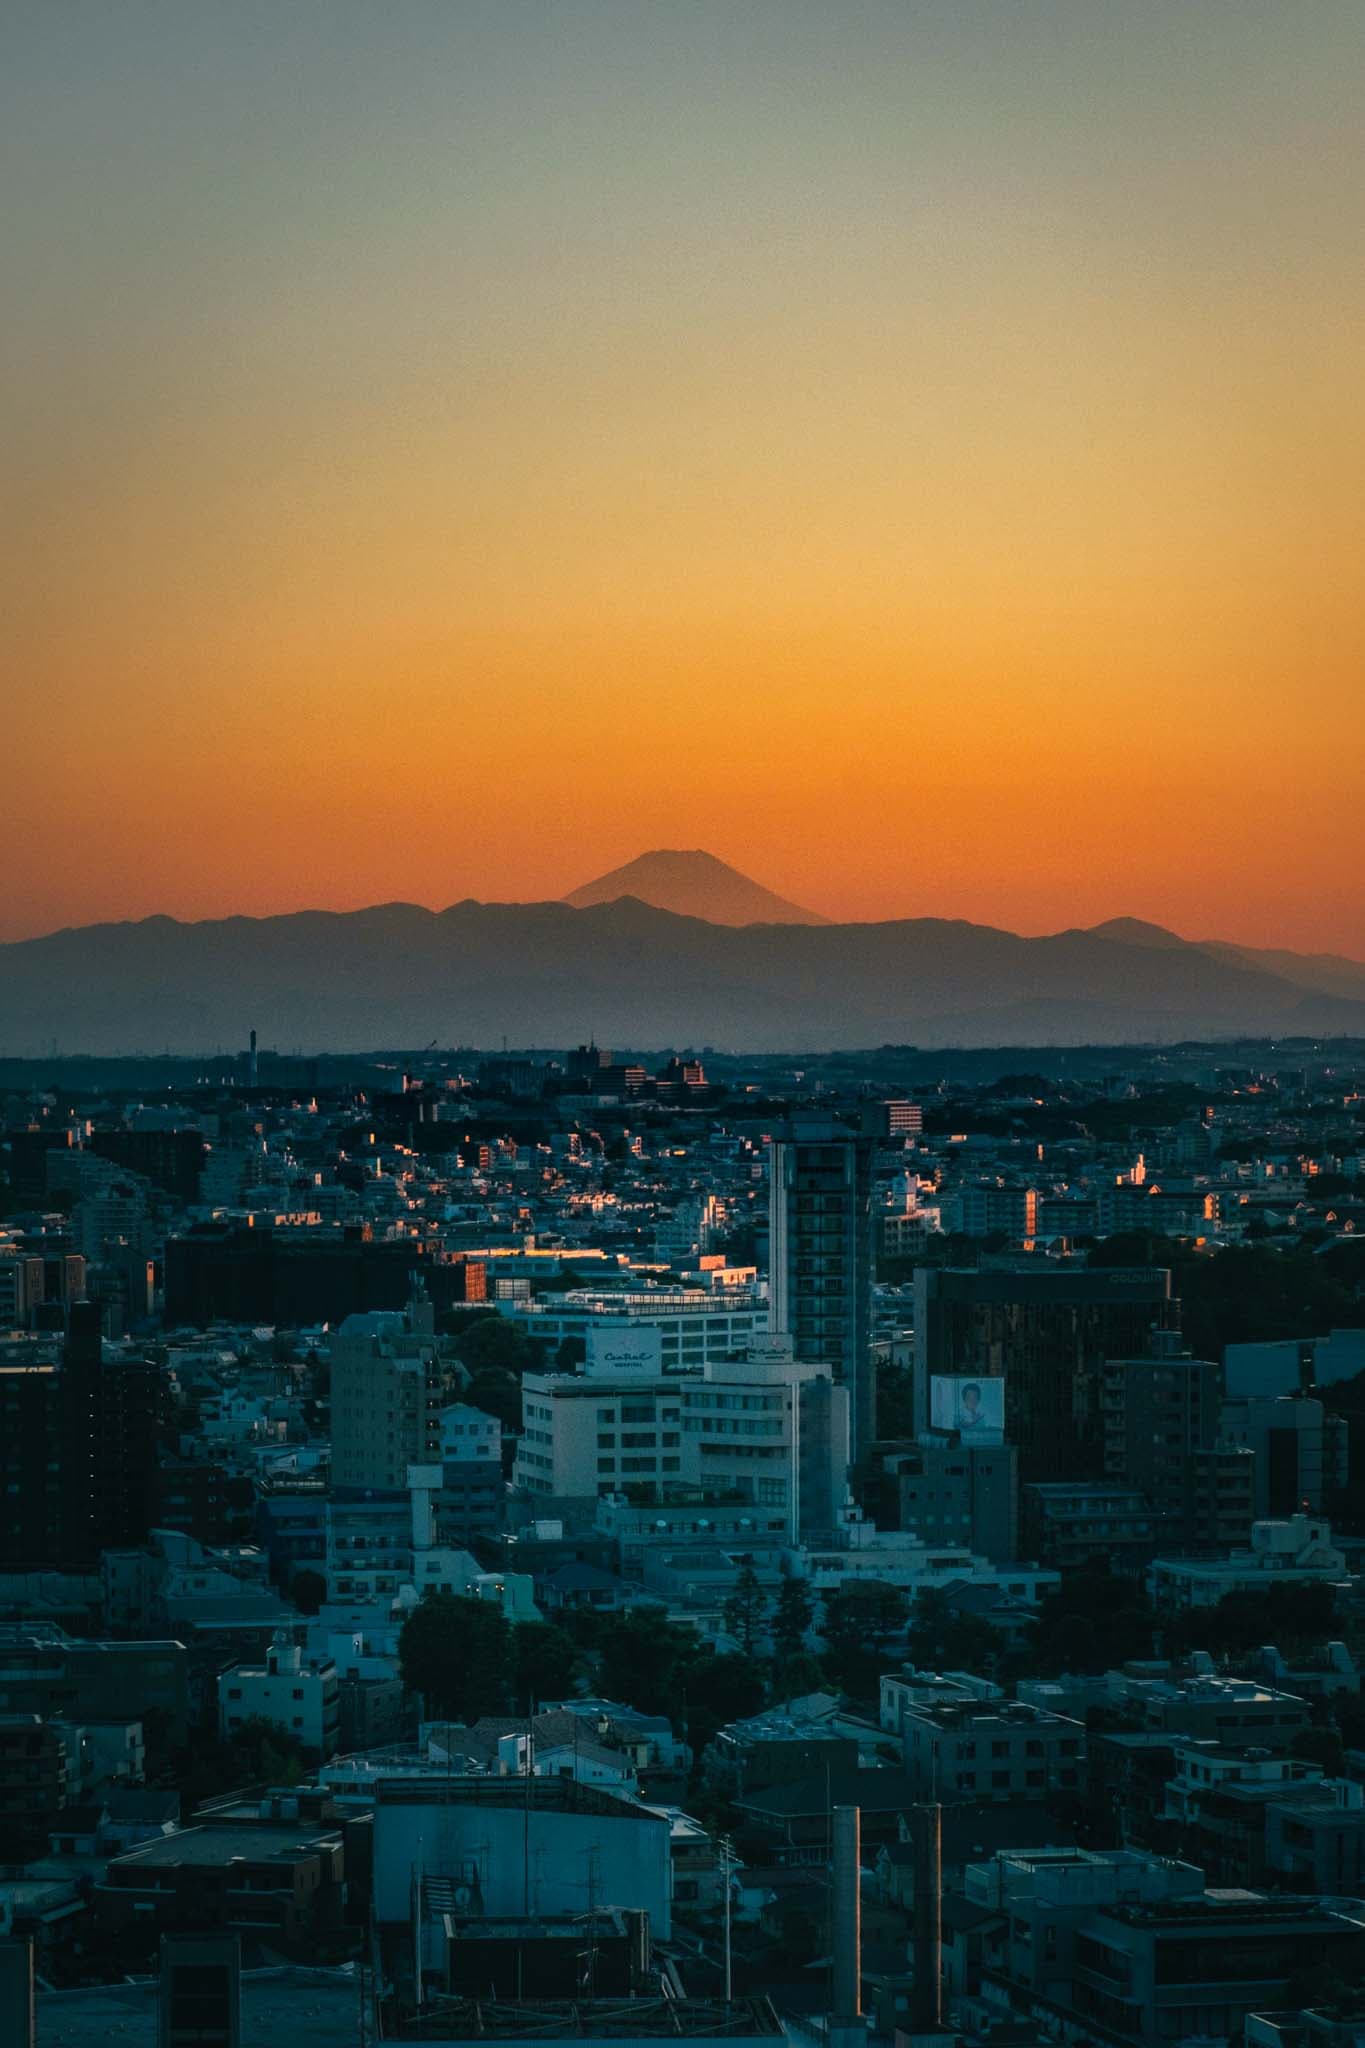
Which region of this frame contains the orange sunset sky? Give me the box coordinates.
[4,3,1363,953]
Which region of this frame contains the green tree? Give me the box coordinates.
[512,1621,579,1711]
[227,1714,309,1784]
[771,1651,828,1701]
[596,1606,700,1723]
[464,1369,523,1433]
[290,1568,327,1616]
[1169,1580,1340,1659]
[684,1652,768,1760]
[1291,1725,1346,1776]
[443,1309,545,1376]
[906,1587,999,1675]
[1023,1563,1157,1675]
[151,1716,308,1814]
[399,1591,512,1720]
[722,1560,768,1655]
[821,1580,908,1700]
[772,1576,815,1661]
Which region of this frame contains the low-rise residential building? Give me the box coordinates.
[1134,1672,1313,1751]
[1265,1778,1365,1894]
[1022,1482,1167,1572]
[95,1818,346,1952]
[965,1845,1365,2047]
[438,1402,505,1542]
[898,1697,1086,1804]
[1148,1515,1351,1611]
[896,1437,1018,1562]
[218,1635,341,1759]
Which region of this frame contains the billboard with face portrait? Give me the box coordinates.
[930,1374,1005,1443]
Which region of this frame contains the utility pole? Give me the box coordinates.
[721,1832,734,2007]
[413,1834,424,2013]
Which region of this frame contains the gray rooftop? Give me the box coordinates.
[107,1820,341,1870]
[36,1965,361,2048]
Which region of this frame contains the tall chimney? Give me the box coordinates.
[831,1805,862,2023]
[624,1908,651,1989]
[911,1802,942,2031]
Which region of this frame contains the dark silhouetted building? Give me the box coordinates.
[0,1304,166,1569]
[89,1127,208,1203]
[770,1119,877,1460]
[913,1264,1177,1484]
[164,1223,485,1327]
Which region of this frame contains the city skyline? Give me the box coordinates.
[6,2,1364,954]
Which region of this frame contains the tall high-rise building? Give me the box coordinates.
[0,1303,166,1568]
[769,1118,877,1461]
[1100,1329,1252,1550]
[913,1264,1178,1486]
[329,1283,446,1492]
[1218,1393,1349,1519]
[0,1247,46,1331]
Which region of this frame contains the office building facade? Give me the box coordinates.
[913,1265,1178,1484]
[769,1120,877,1461]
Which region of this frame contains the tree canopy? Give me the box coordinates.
[821,1580,907,1700]
[722,1561,768,1655]
[772,1576,814,1660]
[399,1591,512,1719]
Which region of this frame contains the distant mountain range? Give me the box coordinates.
[3,851,1363,1054]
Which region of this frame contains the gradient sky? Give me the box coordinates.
[4,2,1363,952]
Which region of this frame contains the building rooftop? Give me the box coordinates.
[905,1698,1083,1732]
[105,1820,341,1870]
[372,1775,661,1824]
[391,1995,784,2040]
[36,1966,361,2048]
[1105,1891,1365,1929]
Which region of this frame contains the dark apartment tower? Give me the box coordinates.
[164,1223,483,1327]
[58,1300,103,1567]
[1100,1329,1245,1549]
[0,1357,63,1565]
[913,1265,1178,1486]
[60,1303,165,1568]
[0,1303,106,1569]
[0,1308,163,1569]
[89,1127,208,1203]
[566,1042,613,1083]
[770,1119,877,1461]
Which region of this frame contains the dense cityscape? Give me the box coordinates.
[2,1031,1364,2045]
